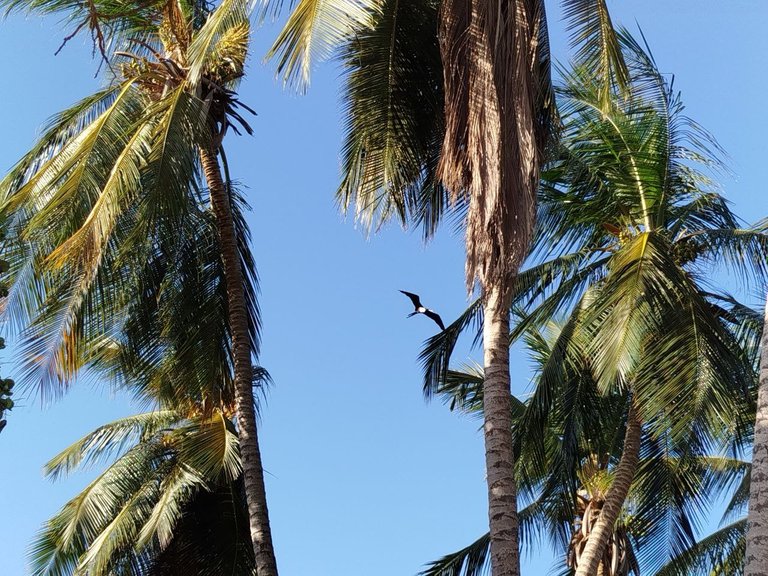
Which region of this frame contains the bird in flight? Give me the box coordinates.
[399,290,446,331]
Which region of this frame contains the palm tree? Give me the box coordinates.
[0,1,277,572]
[268,1,628,573]
[418,31,768,575]
[31,408,255,576]
[423,312,755,576]
[745,295,768,574]
[30,322,272,576]
[20,189,270,575]
[0,249,10,433]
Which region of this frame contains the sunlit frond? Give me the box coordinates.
[44,410,180,480]
[187,0,252,84]
[268,0,380,90]
[562,0,628,107]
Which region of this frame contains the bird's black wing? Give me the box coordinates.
[424,310,445,331]
[399,290,422,308]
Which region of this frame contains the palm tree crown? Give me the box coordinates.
[0,0,277,571]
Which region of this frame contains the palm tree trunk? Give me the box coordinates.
[439,2,543,575]
[200,146,279,576]
[574,401,641,576]
[482,283,520,576]
[745,297,768,576]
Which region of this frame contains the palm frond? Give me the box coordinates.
[74,462,169,576]
[135,463,208,549]
[335,0,445,234]
[419,297,483,399]
[187,0,252,85]
[562,0,628,107]
[174,411,242,482]
[44,410,180,480]
[420,533,490,576]
[267,0,380,90]
[654,519,745,576]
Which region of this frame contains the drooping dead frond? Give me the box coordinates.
[438,0,552,294]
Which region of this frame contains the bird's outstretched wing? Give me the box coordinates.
[424,310,445,331]
[399,290,422,308]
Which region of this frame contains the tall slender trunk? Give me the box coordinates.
[575,401,641,576]
[439,1,543,574]
[200,146,279,576]
[745,297,768,576]
[482,283,520,576]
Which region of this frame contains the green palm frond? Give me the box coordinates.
[420,532,490,576]
[435,363,526,419]
[721,467,750,526]
[4,81,142,238]
[126,85,210,245]
[0,85,124,207]
[682,227,768,287]
[629,443,748,571]
[268,0,380,90]
[74,462,170,576]
[48,441,166,558]
[174,411,242,482]
[105,189,260,410]
[654,520,745,576]
[419,297,483,400]
[562,0,628,107]
[44,410,180,480]
[187,0,252,84]
[135,463,208,549]
[437,364,484,416]
[335,0,445,234]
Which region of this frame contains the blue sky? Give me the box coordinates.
[0,1,767,574]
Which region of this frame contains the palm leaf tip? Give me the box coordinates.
[267,0,382,90]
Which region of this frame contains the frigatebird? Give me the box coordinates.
[399,290,445,331]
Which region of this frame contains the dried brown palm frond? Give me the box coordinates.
[438,0,553,293]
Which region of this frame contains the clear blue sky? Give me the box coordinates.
[0,1,767,574]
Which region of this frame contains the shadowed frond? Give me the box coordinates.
[419,297,483,400]
[420,533,490,576]
[655,520,746,576]
[335,0,445,234]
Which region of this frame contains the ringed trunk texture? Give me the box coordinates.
[201,147,279,576]
[574,401,641,576]
[482,284,520,576]
[745,297,768,576]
